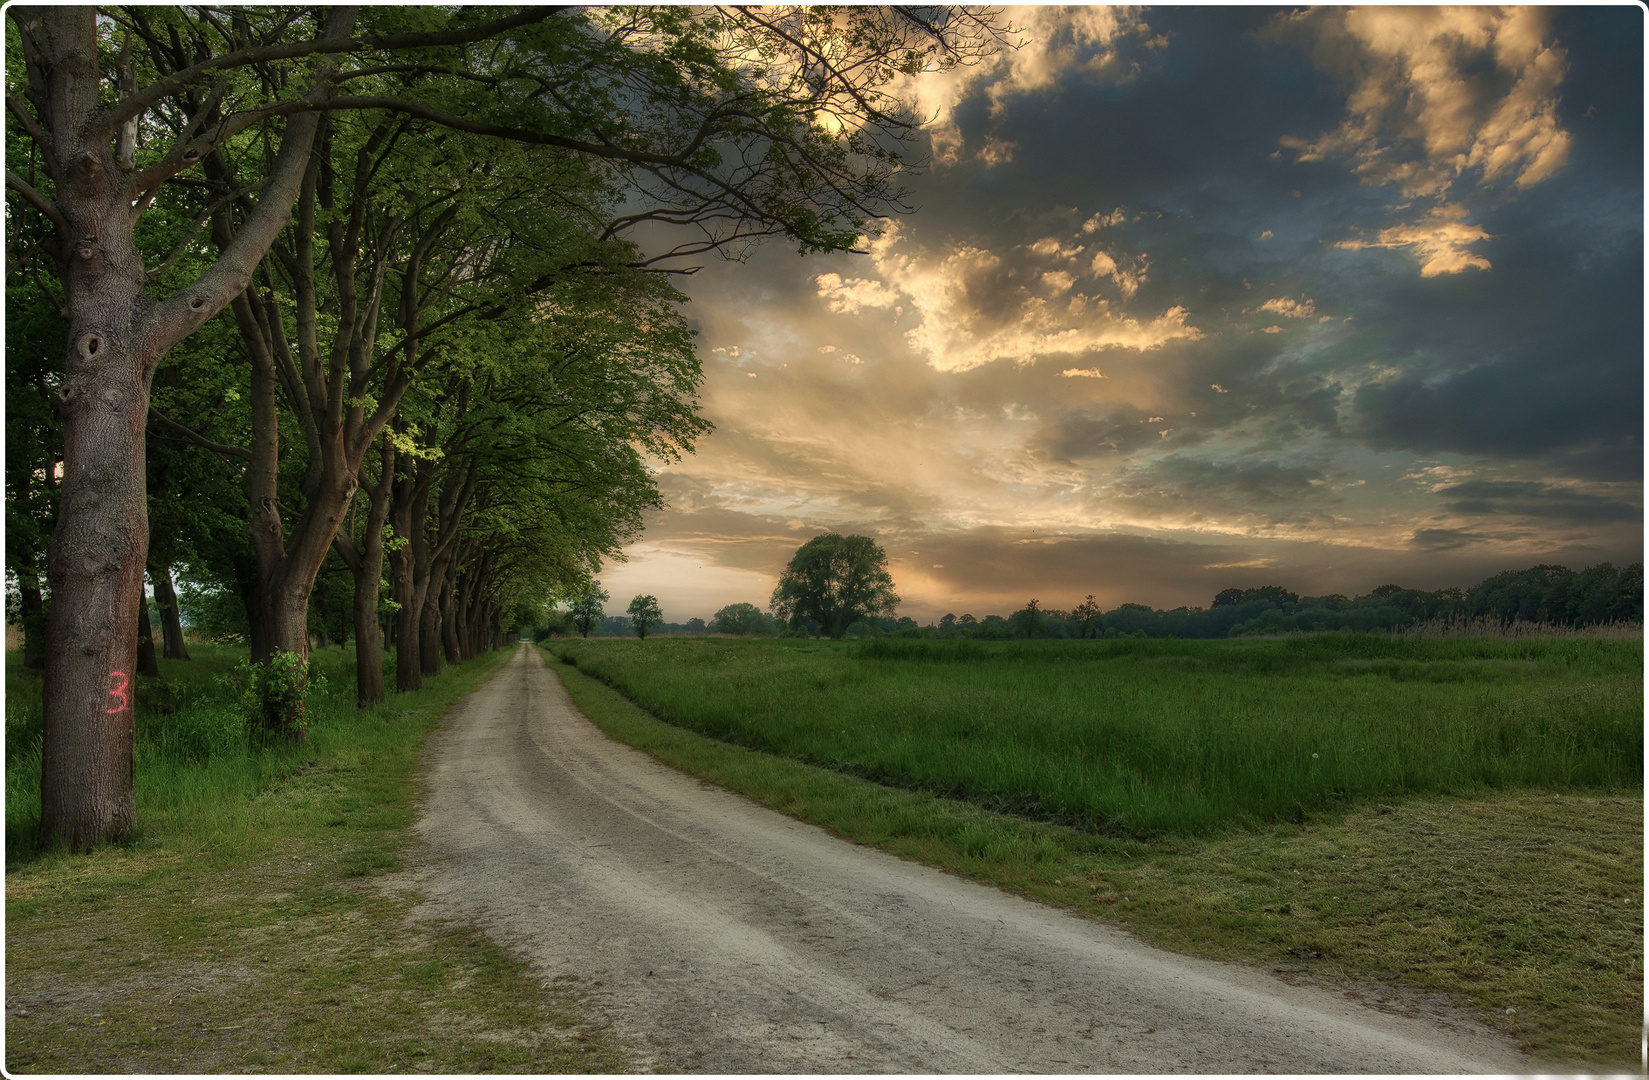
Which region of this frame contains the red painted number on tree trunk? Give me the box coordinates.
[107,671,129,714]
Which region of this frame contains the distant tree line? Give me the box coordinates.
[915,562,1643,641]
[532,561,1641,642]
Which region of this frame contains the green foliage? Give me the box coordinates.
[625,595,662,640]
[176,578,250,644]
[711,602,777,636]
[770,533,900,639]
[223,651,327,743]
[914,563,1645,642]
[554,635,1642,839]
[569,582,609,639]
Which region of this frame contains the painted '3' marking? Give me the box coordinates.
[107,671,129,714]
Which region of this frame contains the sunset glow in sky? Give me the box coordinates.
[600,6,1644,624]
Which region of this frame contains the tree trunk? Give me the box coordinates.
[20,5,343,848]
[234,553,273,663]
[136,584,160,677]
[149,562,190,660]
[390,542,421,692]
[389,448,436,692]
[389,470,427,692]
[440,561,462,665]
[337,441,393,707]
[419,586,443,676]
[350,546,386,707]
[36,12,156,847]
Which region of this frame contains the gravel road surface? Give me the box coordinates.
[408,643,1538,1073]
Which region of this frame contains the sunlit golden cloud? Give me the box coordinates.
[1334,203,1494,277]
[811,223,1202,373]
[1277,6,1571,276]
[890,6,1160,165]
[1256,296,1317,319]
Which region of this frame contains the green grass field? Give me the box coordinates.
[551,634,1642,838]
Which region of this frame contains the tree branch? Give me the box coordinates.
[145,183,259,278]
[5,94,53,167]
[144,8,359,358]
[90,9,558,142]
[5,170,67,233]
[147,407,253,461]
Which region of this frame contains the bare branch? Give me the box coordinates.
[144,8,359,357]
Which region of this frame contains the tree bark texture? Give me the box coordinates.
[439,560,462,665]
[389,456,430,693]
[35,8,160,847]
[418,584,443,677]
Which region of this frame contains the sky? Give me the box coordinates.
[599,5,1644,625]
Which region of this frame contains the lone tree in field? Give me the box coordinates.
[770,534,900,639]
[569,583,609,640]
[626,595,662,640]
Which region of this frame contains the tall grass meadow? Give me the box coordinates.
[5,643,411,860]
[553,633,1642,837]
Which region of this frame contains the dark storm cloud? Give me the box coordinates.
[1436,480,1642,525]
[1141,456,1330,504]
[1351,333,1643,481]
[949,7,1641,487]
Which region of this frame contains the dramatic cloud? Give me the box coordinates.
[1435,480,1641,525]
[893,6,1162,165]
[1277,6,1573,276]
[812,223,1203,373]
[1333,203,1493,276]
[592,9,1639,623]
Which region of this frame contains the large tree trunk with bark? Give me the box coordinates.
[149,561,189,660]
[34,10,160,848]
[17,3,345,845]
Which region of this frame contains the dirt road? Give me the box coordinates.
[407,644,1537,1072]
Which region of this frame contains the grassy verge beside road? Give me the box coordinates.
[548,639,1642,1068]
[6,644,622,1074]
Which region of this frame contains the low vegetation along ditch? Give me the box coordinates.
[5,645,622,1073]
[550,633,1643,1068]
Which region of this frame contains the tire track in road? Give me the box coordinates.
[406,644,1539,1073]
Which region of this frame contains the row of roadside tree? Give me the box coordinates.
[6,7,1010,849]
